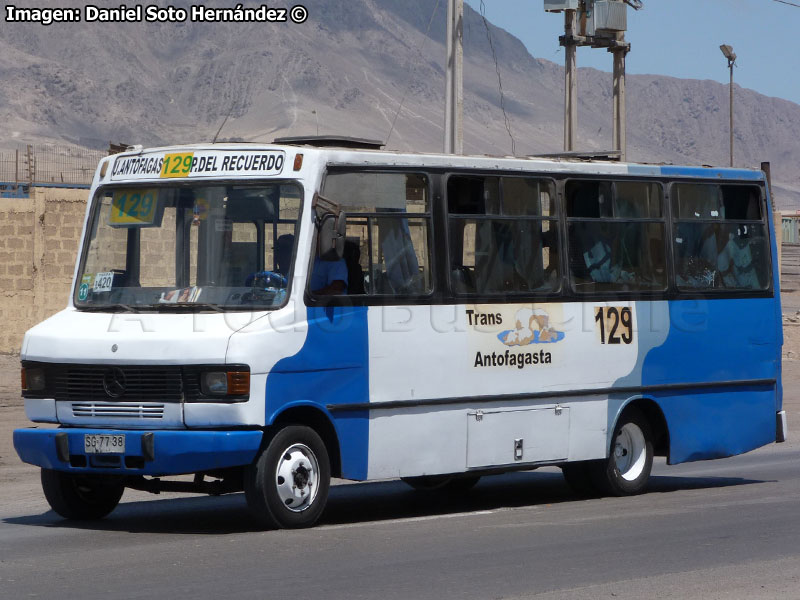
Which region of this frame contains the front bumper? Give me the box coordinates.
[13,427,263,476]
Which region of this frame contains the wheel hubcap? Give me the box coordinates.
[613,422,647,481]
[275,443,319,512]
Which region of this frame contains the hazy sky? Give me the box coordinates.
[465,0,800,105]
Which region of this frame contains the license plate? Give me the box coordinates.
[84,434,125,454]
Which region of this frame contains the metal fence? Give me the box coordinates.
[0,144,105,188]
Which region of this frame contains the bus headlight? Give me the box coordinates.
[200,370,250,397]
[22,367,46,392]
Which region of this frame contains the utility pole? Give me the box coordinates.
[611,33,628,161]
[564,9,578,151]
[444,0,464,154]
[547,0,639,160]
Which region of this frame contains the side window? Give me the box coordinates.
[447,175,559,295]
[316,172,431,296]
[672,183,768,291]
[566,180,666,293]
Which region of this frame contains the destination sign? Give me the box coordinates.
[109,149,286,181]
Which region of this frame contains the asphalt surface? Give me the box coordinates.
[1,444,800,600]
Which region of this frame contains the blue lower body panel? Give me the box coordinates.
[13,428,263,476]
[655,387,777,465]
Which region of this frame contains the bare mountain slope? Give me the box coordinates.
[1,0,799,206]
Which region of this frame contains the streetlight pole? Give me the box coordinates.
[720,44,736,167]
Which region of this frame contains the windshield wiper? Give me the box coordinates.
[79,303,140,313]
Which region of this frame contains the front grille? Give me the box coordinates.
[72,402,165,419]
[22,362,250,403]
[52,365,183,402]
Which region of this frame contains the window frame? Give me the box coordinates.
[669,181,772,294]
[443,172,563,299]
[306,168,436,305]
[563,178,668,295]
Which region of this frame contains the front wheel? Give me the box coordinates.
[592,407,654,496]
[245,426,331,529]
[40,469,124,520]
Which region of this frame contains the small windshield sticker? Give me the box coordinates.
[78,274,92,301]
[193,197,209,224]
[93,272,114,293]
[159,286,202,303]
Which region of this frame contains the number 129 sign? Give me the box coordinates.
[595,306,634,345]
[110,189,158,226]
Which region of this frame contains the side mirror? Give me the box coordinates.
[313,194,346,261]
[317,212,347,261]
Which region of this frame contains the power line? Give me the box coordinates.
[772,0,800,7]
[385,0,442,147]
[479,0,516,156]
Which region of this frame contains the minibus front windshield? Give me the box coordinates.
[75,182,301,311]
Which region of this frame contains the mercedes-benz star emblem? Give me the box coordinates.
[103,367,127,398]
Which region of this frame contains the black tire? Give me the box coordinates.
[40,469,124,520]
[561,461,603,497]
[401,474,481,492]
[244,425,331,529]
[591,407,654,496]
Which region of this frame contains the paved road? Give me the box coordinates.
[2,442,799,600]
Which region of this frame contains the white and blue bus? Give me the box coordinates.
[14,140,787,528]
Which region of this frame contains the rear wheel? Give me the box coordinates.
[40,469,124,520]
[245,426,331,529]
[592,407,653,496]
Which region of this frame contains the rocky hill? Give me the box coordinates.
[2,0,799,206]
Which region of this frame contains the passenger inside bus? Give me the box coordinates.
[310,257,347,295]
[274,234,294,277]
[343,238,366,295]
[673,184,766,290]
[567,182,633,287]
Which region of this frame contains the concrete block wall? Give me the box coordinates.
[0,188,88,354]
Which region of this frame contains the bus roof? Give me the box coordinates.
[100,142,766,185]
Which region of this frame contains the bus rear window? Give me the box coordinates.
[672,183,768,291]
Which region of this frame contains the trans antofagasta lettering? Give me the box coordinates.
[474,349,552,370]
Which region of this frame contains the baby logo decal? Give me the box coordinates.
[467,304,565,370]
[498,308,565,346]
